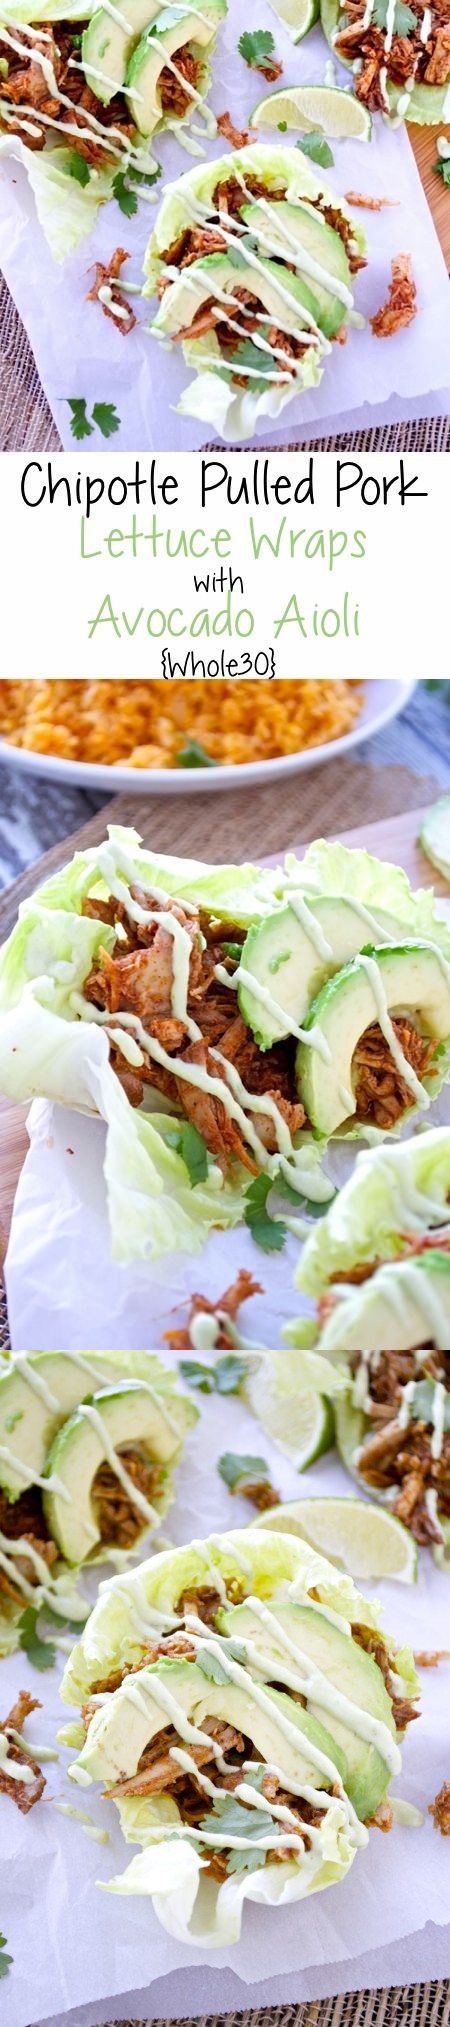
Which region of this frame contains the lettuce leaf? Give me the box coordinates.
[0,134,114,259]
[101,1796,355,1945]
[280,839,450,957]
[177,335,322,442]
[298,1127,450,1297]
[316,1252,450,1354]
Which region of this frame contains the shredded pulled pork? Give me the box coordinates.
[87,247,136,335]
[370,254,417,337]
[0,1486,56,1603]
[334,0,450,114]
[429,1780,450,1833]
[0,1690,46,1813]
[158,45,203,116]
[164,1267,263,1350]
[344,191,398,208]
[0,20,136,163]
[352,1017,437,1129]
[83,887,305,1171]
[216,111,250,147]
[93,1447,164,1548]
[348,1347,450,1545]
[353,1625,420,1731]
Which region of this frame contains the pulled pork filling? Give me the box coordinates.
[155,172,366,391]
[350,1347,450,1545]
[334,0,450,112]
[0,21,203,160]
[93,1447,164,1549]
[82,887,439,1171]
[0,1689,46,1813]
[0,1485,56,1605]
[81,1589,412,1877]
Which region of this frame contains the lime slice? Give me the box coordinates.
[249,83,372,139]
[253,1494,418,1582]
[419,796,450,884]
[269,0,319,41]
[243,1355,334,1470]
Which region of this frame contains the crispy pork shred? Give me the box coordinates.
[216,111,250,147]
[352,1017,437,1129]
[429,1780,450,1834]
[93,1448,164,1548]
[87,248,136,335]
[344,191,398,208]
[342,1341,450,1545]
[335,0,450,113]
[0,1691,46,1813]
[0,1486,57,1604]
[164,1268,263,1350]
[370,254,417,338]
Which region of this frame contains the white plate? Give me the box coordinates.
[0,678,416,795]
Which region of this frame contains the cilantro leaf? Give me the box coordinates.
[434,158,450,187]
[218,332,276,395]
[214,1354,252,1394]
[179,1352,250,1395]
[218,1449,272,1493]
[0,1935,12,1979]
[176,737,217,768]
[67,397,93,441]
[221,941,243,961]
[92,402,121,440]
[62,150,91,186]
[372,0,416,29]
[179,1121,209,1185]
[199,1790,271,1875]
[195,1646,230,1685]
[296,130,334,168]
[18,1605,57,1672]
[179,1359,216,1393]
[244,1173,287,1253]
[411,1379,450,1430]
[112,169,138,217]
[238,27,276,67]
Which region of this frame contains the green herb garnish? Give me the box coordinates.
[176,737,217,768]
[244,1173,287,1252]
[0,1934,13,1979]
[218,1449,273,1493]
[62,150,91,186]
[296,131,334,168]
[179,1353,251,1394]
[18,1606,57,1672]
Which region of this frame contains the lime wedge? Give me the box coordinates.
[419,796,450,884]
[269,0,319,41]
[249,83,372,138]
[432,1516,450,1573]
[243,1355,334,1470]
[252,1494,418,1582]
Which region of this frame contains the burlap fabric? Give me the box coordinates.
[1,276,450,451]
[101,1990,450,2027]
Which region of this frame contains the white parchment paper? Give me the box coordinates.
[0,0,449,449]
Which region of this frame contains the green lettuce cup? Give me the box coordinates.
[60,1525,419,1946]
[0,0,226,259]
[143,141,367,440]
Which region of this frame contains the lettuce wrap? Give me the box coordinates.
[60,1525,419,1946]
[0,0,226,259]
[321,0,450,126]
[1,825,450,1263]
[0,1346,197,1654]
[143,142,367,441]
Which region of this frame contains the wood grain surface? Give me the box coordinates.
[0,792,447,1265]
[410,125,450,265]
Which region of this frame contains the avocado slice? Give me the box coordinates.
[218,1599,396,1820]
[238,898,403,1049]
[0,1351,195,1503]
[241,197,352,340]
[154,249,333,347]
[82,0,162,106]
[320,1252,450,1354]
[42,1382,190,1565]
[296,941,450,1137]
[72,1653,348,1791]
[125,0,224,137]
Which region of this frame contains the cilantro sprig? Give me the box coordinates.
[434,156,450,189]
[176,737,217,768]
[18,1605,57,1672]
[179,1353,252,1395]
[372,0,416,30]
[244,1172,332,1253]
[165,1120,209,1186]
[0,1934,12,1979]
[238,27,281,78]
[198,1790,272,1876]
[66,398,121,441]
[62,150,91,187]
[296,131,334,168]
[218,1450,275,1498]
[112,162,161,215]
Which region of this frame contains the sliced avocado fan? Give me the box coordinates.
[296,942,450,1136]
[319,1251,450,1354]
[42,1382,189,1565]
[125,0,225,138]
[0,1350,196,1503]
[237,896,406,1049]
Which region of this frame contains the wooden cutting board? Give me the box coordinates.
[0,793,448,1266]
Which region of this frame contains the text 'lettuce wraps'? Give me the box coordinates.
[0,0,226,260]
[60,1525,420,1946]
[288,1128,450,1560]
[0,1347,197,1654]
[321,0,450,126]
[1,824,450,1263]
[143,142,367,440]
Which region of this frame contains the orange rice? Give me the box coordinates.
[0,680,363,770]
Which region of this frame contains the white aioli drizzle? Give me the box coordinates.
[357,954,432,1110]
[217,1598,401,1775]
[8,1353,60,1413]
[213,961,332,1061]
[161,264,318,370]
[162,179,350,355]
[0,1446,71,1500]
[431,1380,446,1460]
[0,1734,36,1783]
